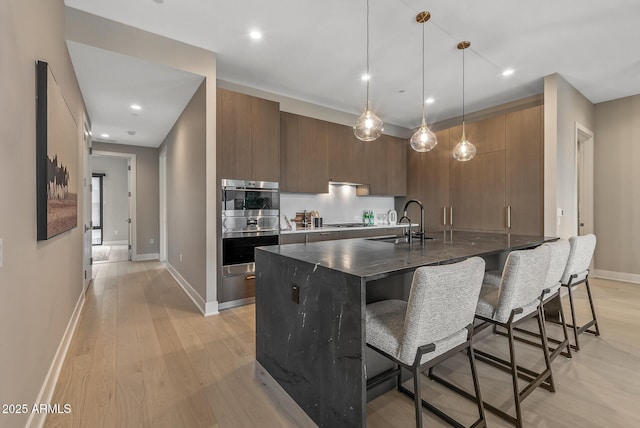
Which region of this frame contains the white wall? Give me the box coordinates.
[1,1,87,426]
[593,94,640,280]
[281,184,396,225]
[544,73,595,238]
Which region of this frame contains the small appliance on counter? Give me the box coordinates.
[388,209,398,225]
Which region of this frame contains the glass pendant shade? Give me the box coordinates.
[410,11,437,153]
[454,41,476,161]
[410,119,437,152]
[354,108,384,141]
[452,124,477,161]
[354,0,383,142]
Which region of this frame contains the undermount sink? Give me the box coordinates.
[366,235,434,244]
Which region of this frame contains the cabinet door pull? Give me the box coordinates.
[319,232,332,235]
[443,207,447,226]
[449,206,454,226]
[507,206,512,229]
[245,275,256,280]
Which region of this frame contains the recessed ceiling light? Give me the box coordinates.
[361,74,370,81]
[100,133,109,138]
[127,131,136,136]
[425,97,435,104]
[130,104,142,110]
[502,68,515,77]
[249,30,262,40]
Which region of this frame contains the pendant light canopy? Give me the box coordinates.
[410,11,437,153]
[354,0,383,141]
[452,41,477,161]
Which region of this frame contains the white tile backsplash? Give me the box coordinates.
[280,184,396,225]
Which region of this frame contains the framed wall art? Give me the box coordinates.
[36,60,78,240]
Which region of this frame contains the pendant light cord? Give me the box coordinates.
[462,46,465,124]
[421,21,425,124]
[365,0,370,110]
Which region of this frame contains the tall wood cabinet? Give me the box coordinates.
[505,105,543,235]
[401,104,543,235]
[449,115,506,231]
[405,129,450,231]
[217,88,280,181]
[280,112,329,193]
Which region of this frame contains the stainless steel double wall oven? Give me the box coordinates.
[220,179,279,308]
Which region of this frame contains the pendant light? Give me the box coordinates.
[354,0,383,141]
[409,11,437,152]
[452,41,477,161]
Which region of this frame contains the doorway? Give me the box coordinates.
[576,123,594,237]
[91,173,105,245]
[91,151,137,263]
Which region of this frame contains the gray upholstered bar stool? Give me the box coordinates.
[433,245,553,428]
[486,240,573,361]
[560,234,599,350]
[365,257,486,428]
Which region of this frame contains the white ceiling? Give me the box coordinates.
[67,41,204,147]
[65,0,640,146]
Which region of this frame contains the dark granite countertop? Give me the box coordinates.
[257,230,556,281]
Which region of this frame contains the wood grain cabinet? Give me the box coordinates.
[217,88,280,181]
[422,129,450,232]
[328,122,368,185]
[401,103,543,234]
[366,135,407,196]
[280,112,329,193]
[448,114,507,231]
[505,105,543,235]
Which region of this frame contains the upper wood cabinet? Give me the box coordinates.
[365,135,407,196]
[328,122,368,185]
[280,112,329,193]
[505,105,543,235]
[217,88,280,182]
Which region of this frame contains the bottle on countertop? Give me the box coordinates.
[362,210,368,225]
[368,210,374,226]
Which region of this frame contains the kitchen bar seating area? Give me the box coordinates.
[256,232,602,427]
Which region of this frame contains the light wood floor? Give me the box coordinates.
[92,244,129,264]
[45,261,640,427]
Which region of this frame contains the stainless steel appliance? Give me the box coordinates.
[220,179,279,308]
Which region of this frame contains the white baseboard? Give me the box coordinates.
[166,263,218,316]
[102,240,128,246]
[26,291,85,428]
[592,269,640,284]
[205,301,219,317]
[132,252,159,261]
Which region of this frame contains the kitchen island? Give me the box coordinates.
[255,231,554,427]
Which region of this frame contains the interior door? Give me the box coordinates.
[82,118,92,290]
